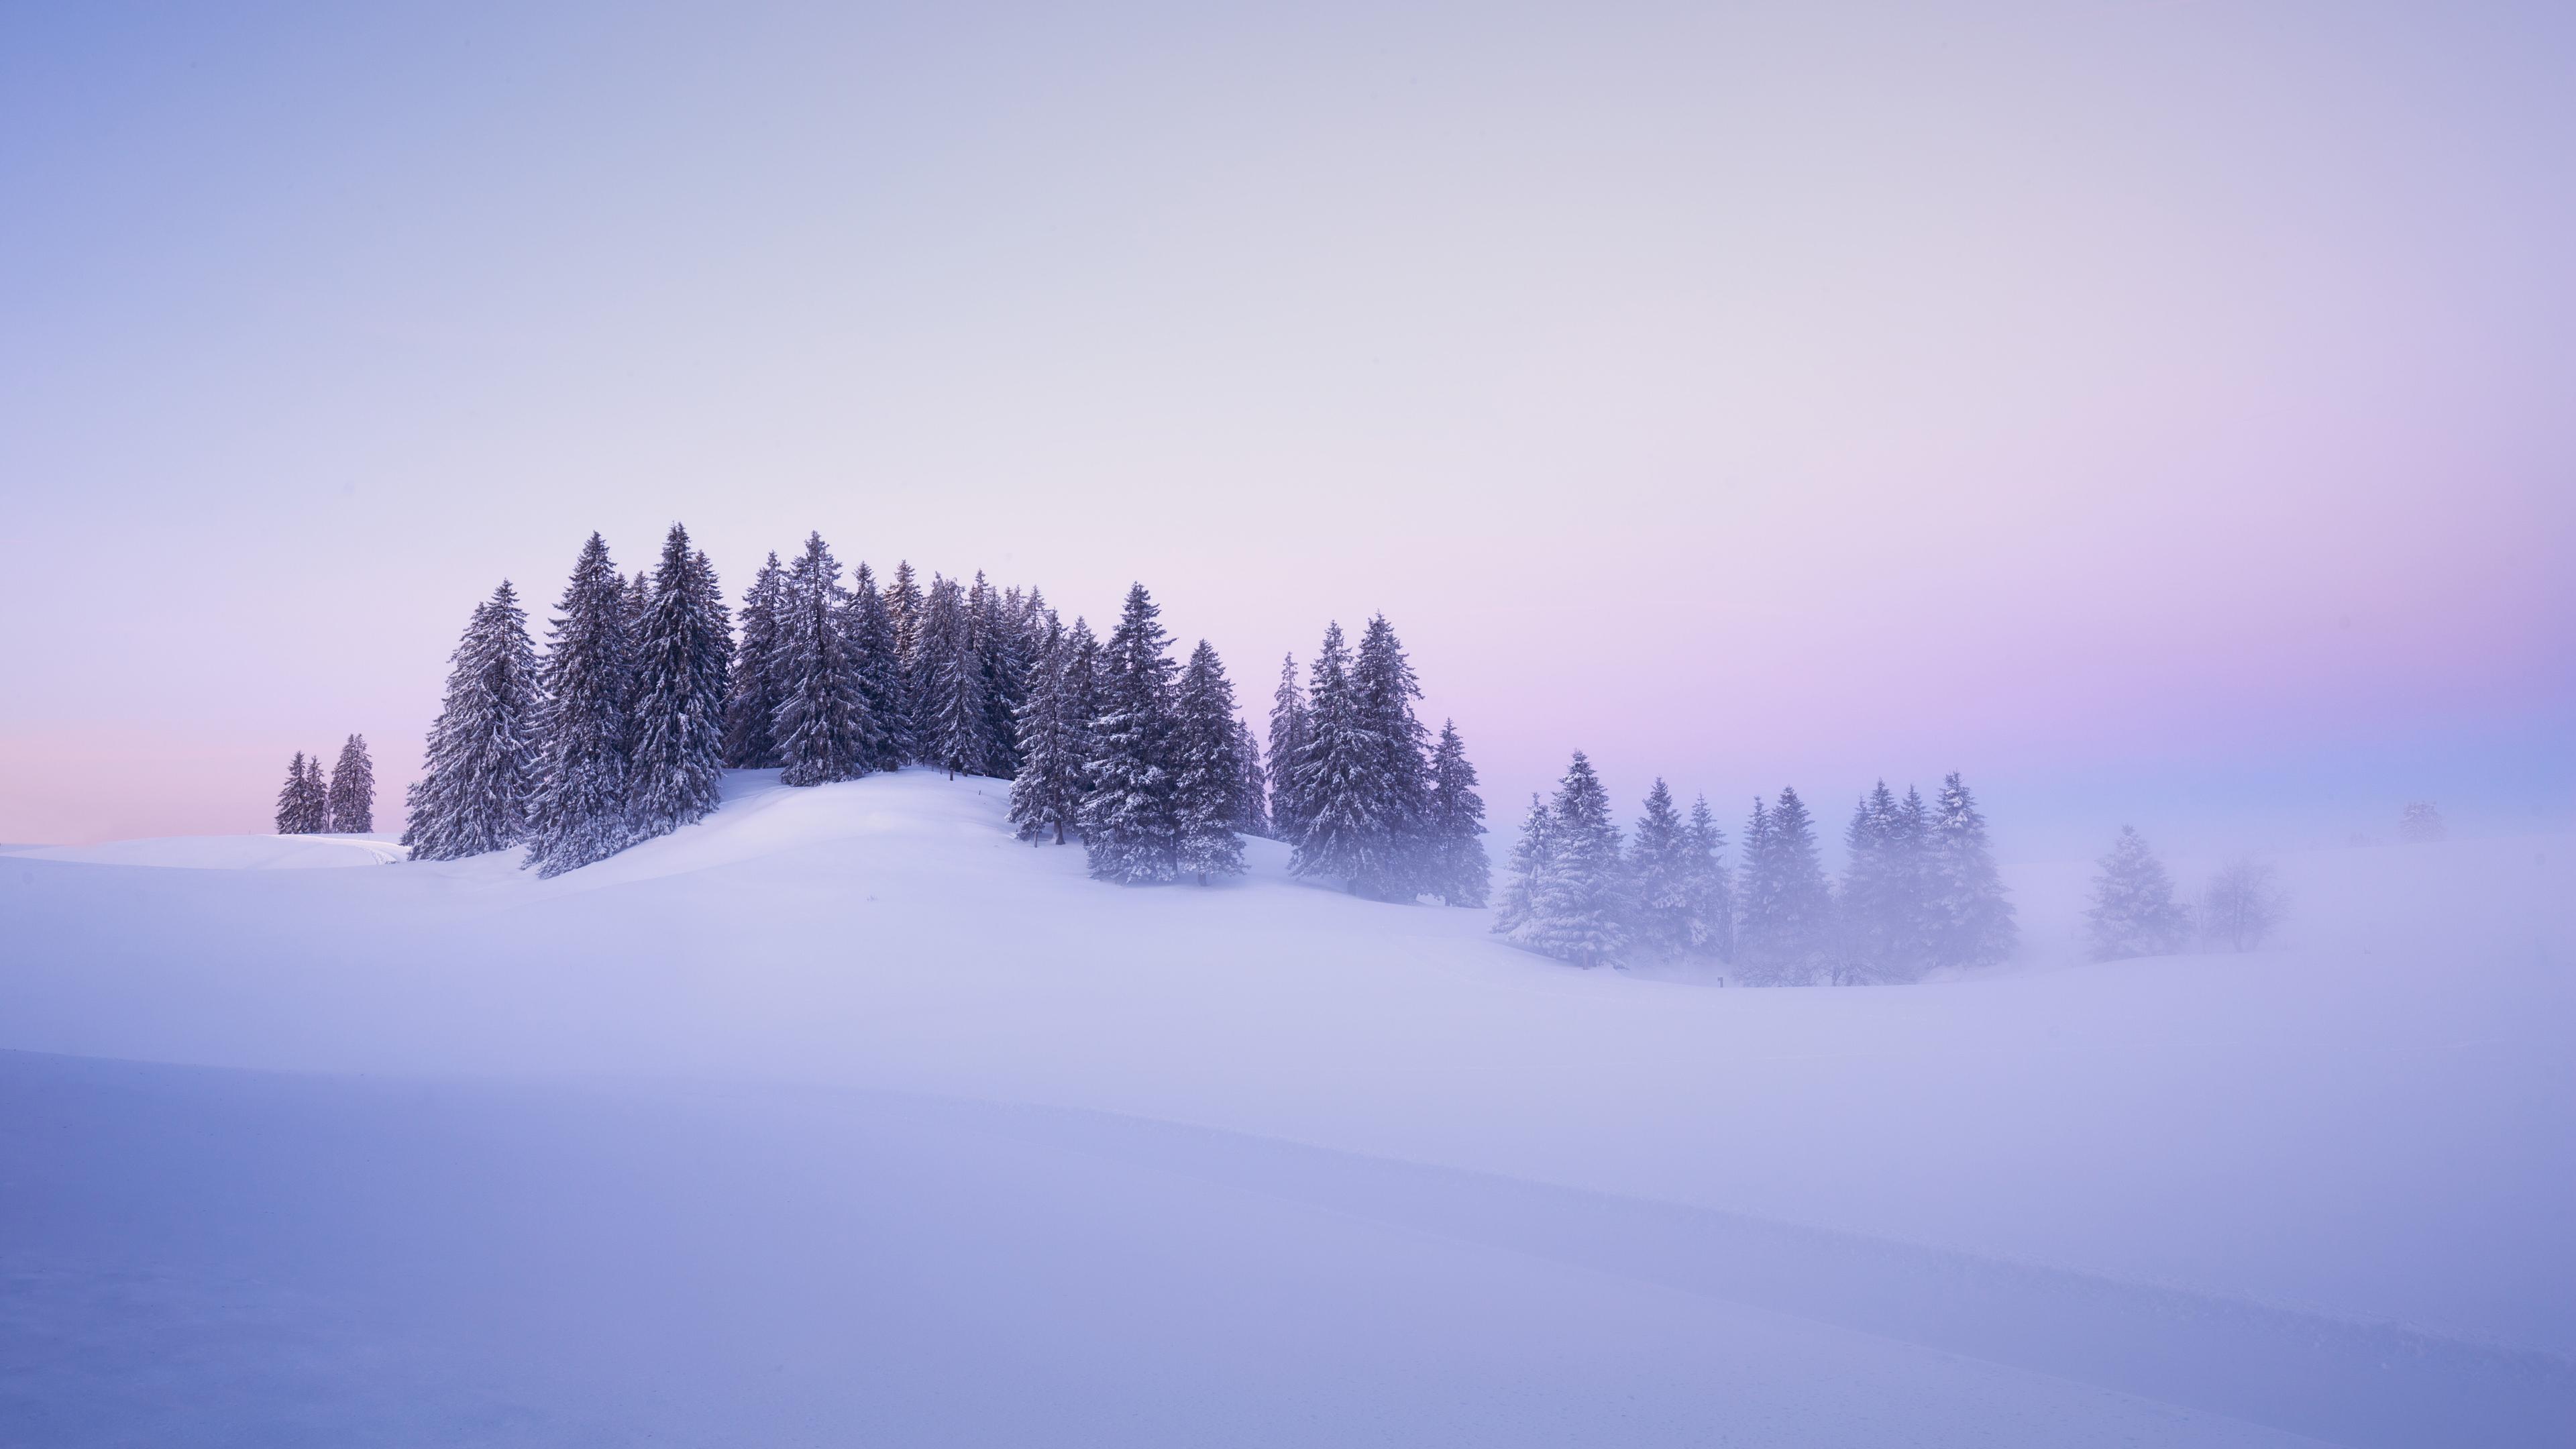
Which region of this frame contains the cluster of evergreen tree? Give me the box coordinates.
[727,547,1053,787]
[396,537,1477,896]
[1261,616,1488,905]
[1497,761,2015,981]
[1004,584,1271,885]
[274,735,375,835]
[405,526,733,874]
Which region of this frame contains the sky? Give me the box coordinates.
[2,0,2569,857]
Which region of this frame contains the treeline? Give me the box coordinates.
[400,525,1489,895]
[274,735,374,835]
[1494,755,2017,983]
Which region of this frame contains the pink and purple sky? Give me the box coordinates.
[3,1,2569,856]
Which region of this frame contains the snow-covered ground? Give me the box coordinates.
[2,770,2569,1445]
[3,832,409,869]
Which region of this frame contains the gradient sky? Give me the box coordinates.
[3,0,2570,857]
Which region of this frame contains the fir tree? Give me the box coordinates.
[1514,752,1626,967]
[1289,623,1383,894]
[1351,614,1433,896]
[1927,771,2017,968]
[844,562,907,774]
[525,533,638,876]
[971,572,1026,779]
[1008,615,1083,845]
[1080,584,1179,883]
[1265,654,1311,844]
[1425,720,1488,907]
[1171,641,1248,885]
[921,574,988,779]
[1837,782,1909,983]
[1892,785,1935,967]
[1626,780,1693,961]
[1232,718,1269,839]
[1737,787,1831,984]
[325,735,375,834]
[769,533,876,787]
[2086,825,2190,961]
[1683,794,1733,963]
[630,524,732,836]
[883,561,927,763]
[1059,617,1103,837]
[402,582,539,859]
[276,752,313,834]
[301,754,331,832]
[1492,793,1553,938]
[722,553,788,769]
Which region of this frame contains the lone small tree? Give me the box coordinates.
[2200,858,2288,952]
[2085,826,2190,961]
[2398,801,2446,843]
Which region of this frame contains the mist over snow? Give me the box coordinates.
[4,770,2571,1445]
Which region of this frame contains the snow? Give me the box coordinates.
[5,833,411,869]
[2,769,2569,1445]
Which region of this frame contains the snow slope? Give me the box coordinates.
[3,769,2569,1445]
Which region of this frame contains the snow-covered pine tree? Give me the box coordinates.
[920,574,988,779]
[1352,614,1433,896]
[1927,771,2017,968]
[1625,779,1693,961]
[1079,584,1180,883]
[303,754,332,832]
[402,582,539,859]
[1289,623,1387,894]
[1491,793,1553,937]
[1009,615,1083,844]
[883,561,927,763]
[1265,654,1311,845]
[843,562,907,775]
[525,533,638,875]
[1836,782,1906,983]
[1171,640,1248,885]
[621,571,651,656]
[1230,719,1269,838]
[1892,784,1935,968]
[971,572,1026,780]
[1735,796,1772,963]
[1684,794,1733,963]
[1515,752,1627,967]
[1737,787,1831,984]
[2086,825,2190,960]
[325,735,374,833]
[722,553,788,769]
[1425,719,1487,906]
[630,524,731,837]
[769,533,876,787]
[276,753,311,834]
[1059,616,1103,836]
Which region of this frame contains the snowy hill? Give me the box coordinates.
[3,769,2570,1446]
